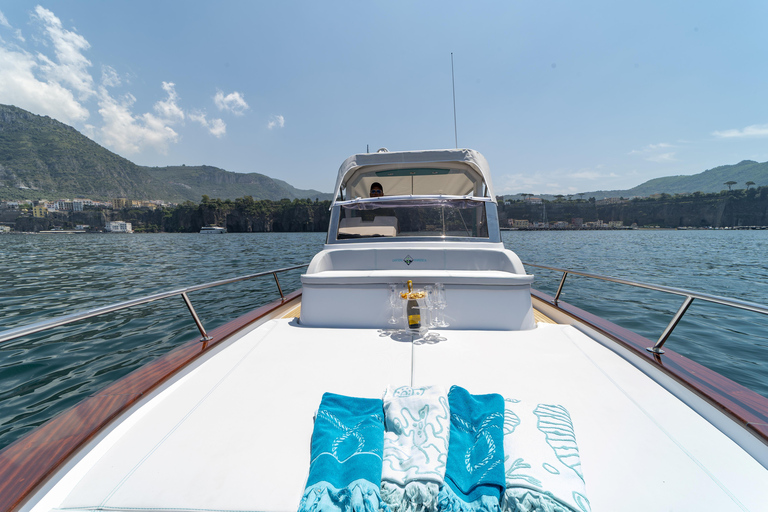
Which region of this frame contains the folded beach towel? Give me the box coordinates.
[437,386,506,512]
[298,393,390,512]
[381,385,451,512]
[501,399,591,512]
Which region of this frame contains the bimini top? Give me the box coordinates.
[332,148,495,205]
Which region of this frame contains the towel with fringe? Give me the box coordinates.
[381,385,451,512]
[298,392,390,512]
[501,399,591,512]
[437,386,506,512]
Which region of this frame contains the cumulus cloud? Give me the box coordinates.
[0,6,243,155]
[97,81,192,154]
[268,114,285,130]
[713,124,768,138]
[189,111,226,138]
[32,6,94,100]
[0,44,89,122]
[153,81,184,122]
[214,90,249,115]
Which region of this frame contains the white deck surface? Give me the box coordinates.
[41,319,768,512]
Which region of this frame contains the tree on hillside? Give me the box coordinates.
[746,181,756,190]
[724,181,737,191]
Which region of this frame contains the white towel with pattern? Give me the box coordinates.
[501,399,592,512]
[381,385,451,512]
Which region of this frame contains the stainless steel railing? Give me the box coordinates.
[0,264,308,346]
[524,262,768,354]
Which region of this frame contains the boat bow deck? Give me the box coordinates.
[31,318,768,512]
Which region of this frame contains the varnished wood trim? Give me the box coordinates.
[533,308,557,324]
[531,289,768,444]
[0,289,302,512]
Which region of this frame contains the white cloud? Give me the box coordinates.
[0,44,89,122]
[0,6,241,154]
[32,6,94,100]
[101,65,121,87]
[189,111,226,138]
[712,124,768,138]
[154,81,184,122]
[97,85,181,155]
[214,90,249,115]
[268,114,285,130]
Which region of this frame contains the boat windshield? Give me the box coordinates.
[335,197,489,239]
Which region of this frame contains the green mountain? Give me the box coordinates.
[144,165,331,202]
[582,160,768,200]
[0,104,331,202]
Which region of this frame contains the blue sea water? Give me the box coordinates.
[0,230,766,450]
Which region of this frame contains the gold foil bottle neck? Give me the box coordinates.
[400,279,425,299]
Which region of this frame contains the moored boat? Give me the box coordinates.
[200,226,227,234]
[1,148,767,512]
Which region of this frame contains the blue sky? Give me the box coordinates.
[1,1,767,196]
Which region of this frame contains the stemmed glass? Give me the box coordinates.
[424,285,436,328]
[435,283,449,327]
[388,284,400,325]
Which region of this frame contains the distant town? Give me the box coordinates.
[0,197,176,233]
[1,186,767,233]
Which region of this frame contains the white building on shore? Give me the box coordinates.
[105,221,133,233]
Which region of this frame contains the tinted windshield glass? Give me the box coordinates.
[336,199,488,239]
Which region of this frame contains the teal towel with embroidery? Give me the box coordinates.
[298,393,390,512]
[437,386,505,512]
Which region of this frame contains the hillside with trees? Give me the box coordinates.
[0,104,330,202]
[499,187,768,228]
[577,160,768,200]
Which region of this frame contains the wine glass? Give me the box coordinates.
[424,285,435,328]
[388,284,400,325]
[435,283,449,327]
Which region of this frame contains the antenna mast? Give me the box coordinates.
[451,53,458,149]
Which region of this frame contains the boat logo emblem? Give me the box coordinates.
[403,255,414,265]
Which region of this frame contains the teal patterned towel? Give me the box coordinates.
[501,400,591,512]
[298,393,390,512]
[437,386,506,512]
[381,385,451,512]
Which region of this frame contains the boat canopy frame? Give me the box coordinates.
[332,149,496,205]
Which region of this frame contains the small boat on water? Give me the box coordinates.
[1,148,768,512]
[200,226,227,234]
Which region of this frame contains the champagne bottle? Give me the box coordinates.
[407,298,421,329]
[406,280,421,330]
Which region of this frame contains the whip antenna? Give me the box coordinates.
[451,53,458,148]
